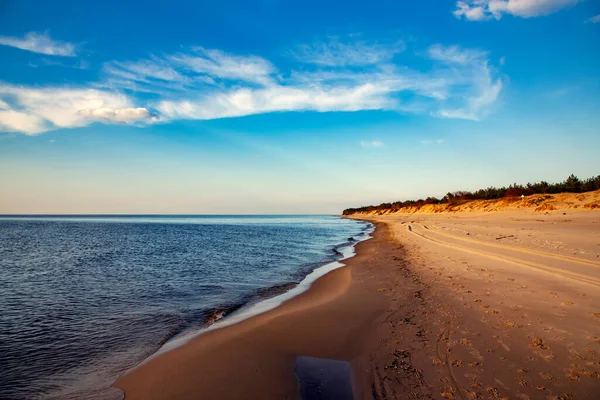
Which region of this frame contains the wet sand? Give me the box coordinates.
[117,210,600,399]
[116,224,392,399]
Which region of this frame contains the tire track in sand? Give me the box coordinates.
[406,225,600,287]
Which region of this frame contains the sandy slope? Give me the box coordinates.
[351,190,600,215]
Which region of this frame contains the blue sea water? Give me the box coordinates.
[0,215,370,400]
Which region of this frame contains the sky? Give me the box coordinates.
[0,0,599,214]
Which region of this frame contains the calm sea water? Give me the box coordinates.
[0,215,370,400]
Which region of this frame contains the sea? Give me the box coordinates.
[0,215,372,400]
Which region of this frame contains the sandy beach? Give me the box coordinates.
[117,207,600,399]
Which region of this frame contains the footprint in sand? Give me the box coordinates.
[588,336,600,344]
[469,381,481,389]
[539,372,554,381]
[567,373,580,381]
[518,378,528,387]
[530,337,549,350]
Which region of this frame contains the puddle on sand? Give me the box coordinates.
[294,356,353,400]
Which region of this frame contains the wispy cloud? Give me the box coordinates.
[585,14,600,23]
[0,84,156,135]
[292,38,405,67]
[28,58,89,70]
[420,139,445,145]
[360,140,384,148]
[103,47,276,93]
[152,42,502,123]
[171,47,277,85]
[78,107,159,124]
[1,39,504,134]
[428,45,502,120]
[0,32,77,56]
[428,44,487,65]
[454,0,583,21]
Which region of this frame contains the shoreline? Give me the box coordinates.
[115,221,390,399]
[116,210,600,399]
[126,221,375,369]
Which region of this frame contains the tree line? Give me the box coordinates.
[342,174,600,215]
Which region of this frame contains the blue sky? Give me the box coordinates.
[0,0,599,213]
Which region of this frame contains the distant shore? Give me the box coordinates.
[117,208,600,399]
[345,188,600,216]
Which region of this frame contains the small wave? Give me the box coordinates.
[157,325,184,347]
[332,247,344,257]
[203,310,225,325]
[255,282,298,298]
[143,220,376,361]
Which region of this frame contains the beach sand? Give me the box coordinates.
[116,209,600,399]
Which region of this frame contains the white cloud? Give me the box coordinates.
[586,14,600,23]
[454,0,582,20]
[428,44,487,65]
[157,83,396,120]
[78,107,159,124]
[421,139,445,145]
[104,58,189,84]
[293,39,405,67]
[0,84,155,135]
[454,2,489,20]
[171,47,276,85]
[102,47,277,93]
[0,110,48,134]
[36,58,89,70]
[360,140,384,148]
[0,32,76,56]
[1,39,504,134]
[150,43,501,123]
[429,44,503,121]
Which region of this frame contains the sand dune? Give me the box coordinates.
[352,190,600,215]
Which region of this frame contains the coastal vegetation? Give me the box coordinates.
[343,174,600,215]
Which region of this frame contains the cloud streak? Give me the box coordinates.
[1,38,504,134]
[585,14,600,23]
[0,32,77,56]
[292,38,405,67]
[420,139,445,145]
[429,45,502,120]
[0,84,156,135]
[147,42,502,123]
[454,0,582,21]
[360,140,384,148]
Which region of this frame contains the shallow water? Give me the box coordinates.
[295,356,354,400]
[0,215,369,399]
